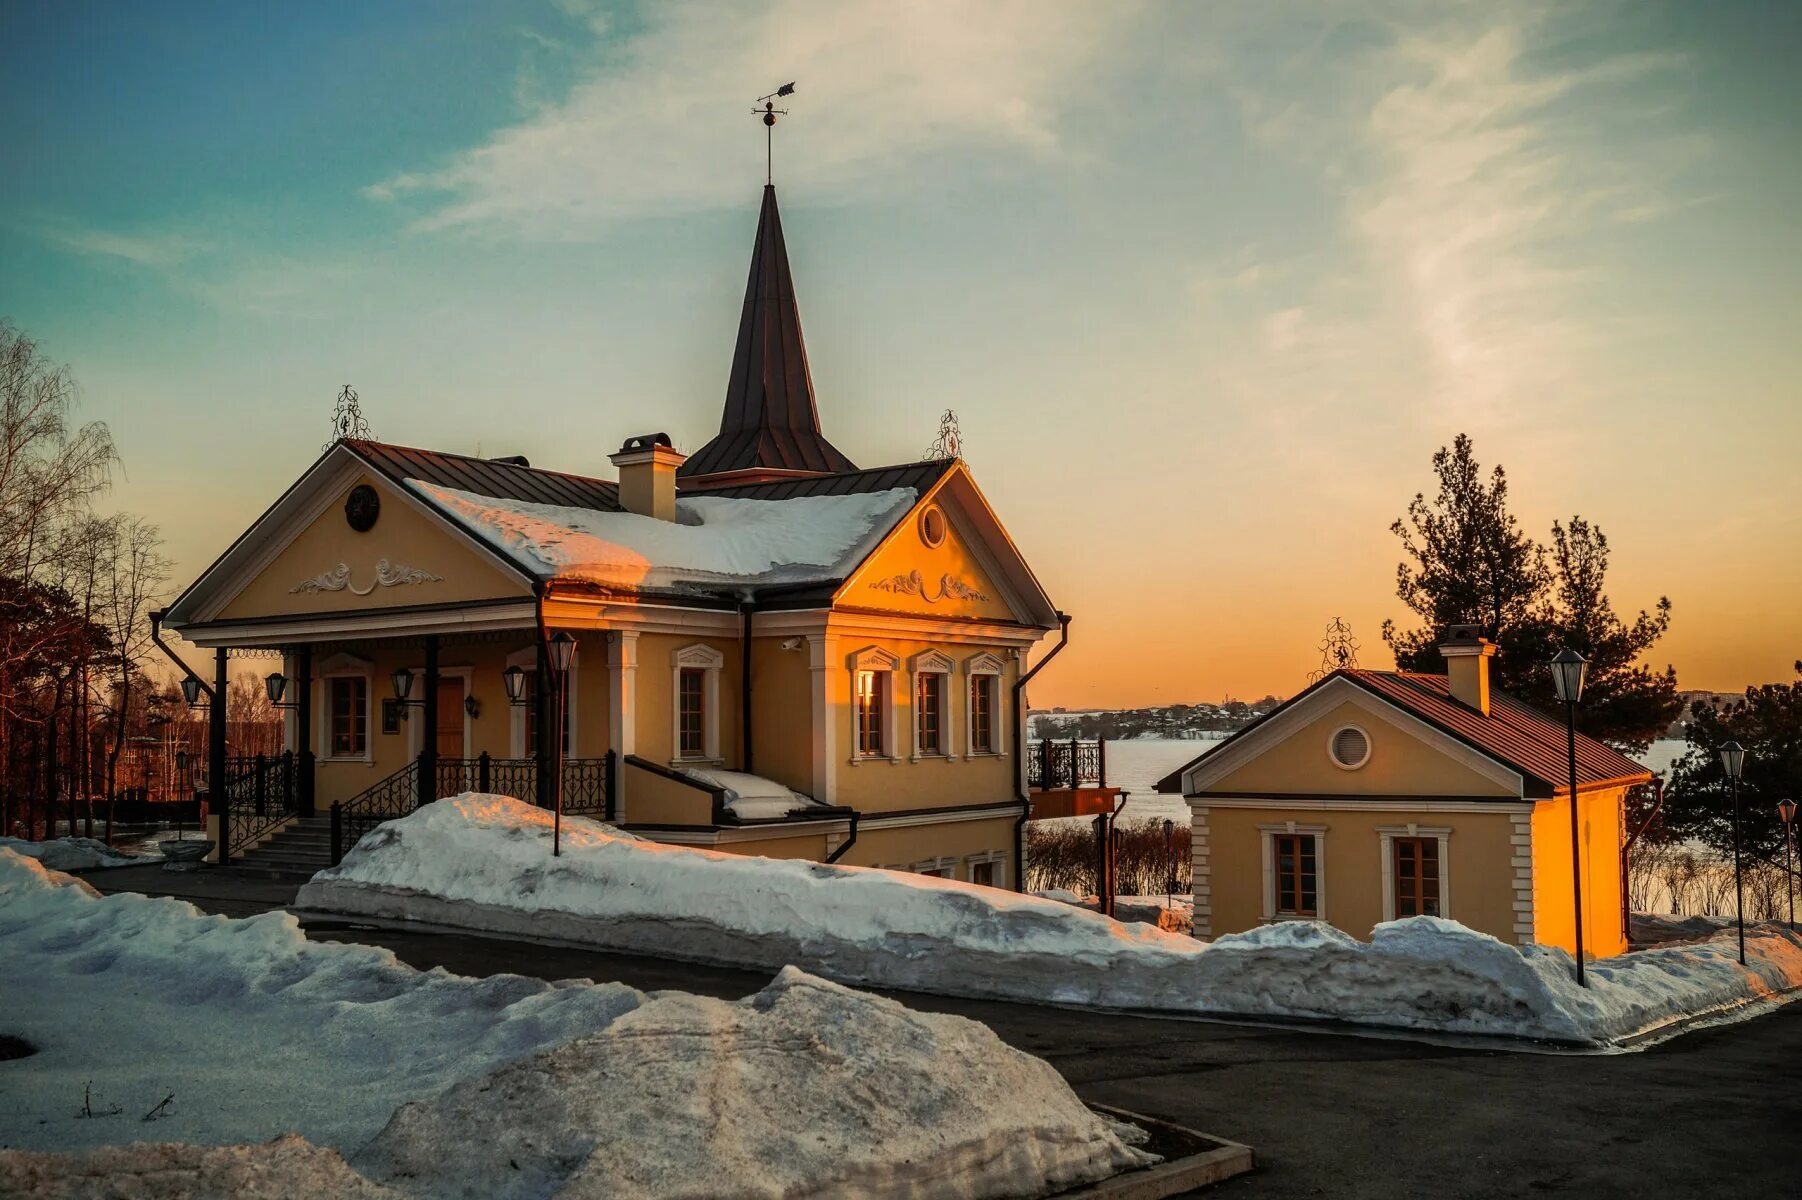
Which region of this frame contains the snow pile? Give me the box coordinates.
[410,480,914,593]
[0,835,137,871]
[1630,911,1736,944]
[0,1136,401,1200]
[301,796,1802,1047]
[0,849,643,1154]
[679,766,827,819]
[355,967,1154,1200]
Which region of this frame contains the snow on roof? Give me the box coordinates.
[676,767,826,820]
[409,479,915,594]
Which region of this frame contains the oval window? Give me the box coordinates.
[1329,725,1370,770]
[919,505,947,549]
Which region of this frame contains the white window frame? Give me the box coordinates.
[1258,822,1328,922]
[670,643,724,764]
[317,652,373,764]
[1377,824,1453,922]
[848,646,900,764]
[1327,723,1372,770]
[965,850,1007,890]
[909,649,956,761]
[912,855,960,879]
[964,652,1007,757]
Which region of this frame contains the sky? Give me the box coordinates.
[3,0,1799,709]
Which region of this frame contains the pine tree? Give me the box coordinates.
[1663,665,1802,861]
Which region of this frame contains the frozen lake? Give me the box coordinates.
[1089,736,1690,826]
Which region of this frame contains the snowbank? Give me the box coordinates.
[354,967,1153,1200]
[0,835,136,871]
[301,796,1802,1047]
[0,850,1154,1199]
[410,480,913,593]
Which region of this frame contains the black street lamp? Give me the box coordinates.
[388,668,426,721]
[263,671,301,710]
[547,632,577,857]
[1779,798,1796,931]
[1549,649,1589,986]
[1721,740,1747,965]
[180,676,206,709]
[502,665,528,706]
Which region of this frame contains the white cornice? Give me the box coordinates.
[1189,796,1535,814]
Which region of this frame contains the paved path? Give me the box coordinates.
[87,868,1802,1198]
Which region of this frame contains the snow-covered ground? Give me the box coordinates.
[0,835,138,871]
[0,850,1152,1198]
[301,795,1802,1048]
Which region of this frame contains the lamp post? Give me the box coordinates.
[174,748,190,841]
[1779,798,1796,931]
[1162,818,1177,910]
[547,632,577,857]
[1720,740,1747,965]
[1549,649,1589,987]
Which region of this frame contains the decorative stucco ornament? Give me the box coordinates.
[870,570,990,604]
[289,559,443,597]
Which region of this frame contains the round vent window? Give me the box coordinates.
[919,505,947,549]
[1329,725,1371,770]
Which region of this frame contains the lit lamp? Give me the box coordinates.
[1779,798,1796,931]
[1549,649,1589,986]
[1721,740,1747,965]
[547,632,577,857]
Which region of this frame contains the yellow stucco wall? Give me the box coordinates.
[1201,803,1525,942]
[1531,787,1629,959]
[844,502,1017,623]
[219,473,527,620]
[840,814,1016,884]
[629,632,742,768]
[1206,697,1517,798]
[747,635,814,797]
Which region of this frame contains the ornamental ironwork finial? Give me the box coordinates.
[753,82,796,185]
[326,384,372,450]
[924,409,963,461]
[1307,617,1361,684]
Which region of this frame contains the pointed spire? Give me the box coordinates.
[679,186,857,481]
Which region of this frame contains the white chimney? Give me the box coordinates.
[609,434,686,522]
[1439,625,1498,715]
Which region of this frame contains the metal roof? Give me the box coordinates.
[346,440,622,512]
[683,458,954,501]
[679,186,857,480]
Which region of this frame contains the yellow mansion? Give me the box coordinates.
[160,186,1062,884]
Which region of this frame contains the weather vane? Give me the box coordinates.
[754,82,795,185]
[326,384,372,450]
[1307,617,1361,684]
[925,409,964,461]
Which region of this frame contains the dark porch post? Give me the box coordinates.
[295,645,315,817]
[417,636,439,810]
[210,647,228,864]
[534,640,552,808]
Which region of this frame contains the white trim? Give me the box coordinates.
[964,850,1008,889]
[1257,822,1327,922]
[848,646,901,764]
[857,803,1020,831]
[808,632,838,805]
[175,601,540,647]
[638,819,852,847]
[1189,804,1212,938]
[670,643,724,764]
[1510,811,1536,945]
[1180,676,1525,798]
[403,664,474,760]
[505,645,536,759]
[609,631,637,822]
[1376,824,1453,921]
[754,607,1047,648]
[1327,723,1372,771]
[1196,796,1536,815]
[918,504,948,549]
[319,661,374,764]
[911,856,960,879]
[963,652,1007,757]
[908,649,955,761]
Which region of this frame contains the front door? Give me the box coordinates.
[435,678,465,760]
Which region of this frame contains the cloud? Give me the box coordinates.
[367,0,1136,237]
[23,219,202,267]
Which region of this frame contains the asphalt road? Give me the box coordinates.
[91,867,1802,1198]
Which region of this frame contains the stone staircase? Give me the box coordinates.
[232,814,333,881]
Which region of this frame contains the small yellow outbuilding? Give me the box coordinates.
[1156,629,1651,958]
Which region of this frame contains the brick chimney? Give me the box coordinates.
[1439,624,1498,715]
[609,434,686,522]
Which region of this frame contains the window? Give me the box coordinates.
[670,644,723,762]
[964,652,1007,756]
[857,670,887,757]
[1328,724,1371,770]
[328,677,367,759]
[1274,833,1318,917]
[916,672,943,755]
[966,852,1006,889]
[969,675,995,753]
[1392,837,1441,918]
[918,504,948,548]
[913,856,958,879]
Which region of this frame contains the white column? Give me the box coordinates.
[609,631,638,821]
[809,632,838,805]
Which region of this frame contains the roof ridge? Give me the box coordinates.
[345,438,618,490]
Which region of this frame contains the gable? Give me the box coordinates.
[1189,678,1523,800]
[836,465,1057,627]
[201,468,530,624]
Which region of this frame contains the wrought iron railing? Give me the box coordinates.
[331,752,614,864]
[223,751,300,857]
[1027,739,1107,790]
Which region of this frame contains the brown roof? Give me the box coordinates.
[679,186,857,480]
[346,440,622,512]
[1156,668,1652,799]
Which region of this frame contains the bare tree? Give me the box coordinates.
[96,516,171,816]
